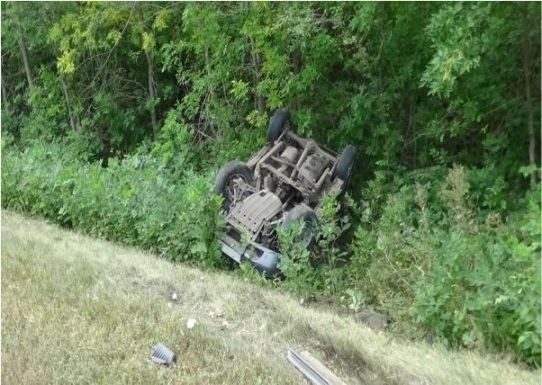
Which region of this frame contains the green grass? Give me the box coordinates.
[2,211,539,385]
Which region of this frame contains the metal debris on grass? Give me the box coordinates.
[287,348,347,385]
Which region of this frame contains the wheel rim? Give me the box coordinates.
[293,220,314,247]
[225,174,247,203]
[300,226,314,246]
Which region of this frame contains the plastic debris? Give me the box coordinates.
[151,343,176,366]
[186,318,197,329]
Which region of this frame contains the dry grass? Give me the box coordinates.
[2,211,539,385]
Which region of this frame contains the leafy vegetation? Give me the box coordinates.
[1,1,540,367]
[1,141,226,269]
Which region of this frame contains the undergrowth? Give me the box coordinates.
[2,139,540,367]
[2,140,227,270]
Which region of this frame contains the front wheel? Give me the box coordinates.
[282,204,318,250]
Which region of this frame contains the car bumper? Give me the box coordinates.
[219,234,281,277]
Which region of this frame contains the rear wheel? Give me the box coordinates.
[334,145,356,183]
[267,108,291,143]
[213,161,253,209]
[282,205,318,250]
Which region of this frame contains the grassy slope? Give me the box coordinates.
[1,211,539,385]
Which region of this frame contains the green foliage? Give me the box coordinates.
[150,107,194,171]
[421,3,489,98]
[277,220,319,298]
[1,142,226,270]
[413,181,541,366]
[276,194,354,301]
[3,2,540,180]
[346,166,541,367]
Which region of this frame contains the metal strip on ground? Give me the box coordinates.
[287,348,348,385]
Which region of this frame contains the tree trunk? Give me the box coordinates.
[205,46,215,104]
[60,76,76,131]
[138,3,158,138]
[145,49,158,137]
[1,77,8,105]
[292,49,302,76]
[292,48,302,111]
[60,76,82,132]
[18,34,33,91]
[250,37,266,117]
[201,46,219,137]
[522,13,537,187]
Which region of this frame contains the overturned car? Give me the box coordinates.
[213,108,356,276]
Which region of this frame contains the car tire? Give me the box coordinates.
[267,108,291,143]
[334,145,356,182]
[282,204,318,249]
[213,161,253,207]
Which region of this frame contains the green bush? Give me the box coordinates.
[276,194,355,301]
[1,142,226,269]
[413,185,541,366]
[346,165,541,367]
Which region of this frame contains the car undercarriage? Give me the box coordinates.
[213,108,356,276]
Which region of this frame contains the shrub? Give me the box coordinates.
[346,165,541,367]
[1,142,226,269]
[412,190,541,365]
[276,194,354,300]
